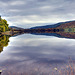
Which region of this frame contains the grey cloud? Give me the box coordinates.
[0,0,73,16]
[0,0,75,28]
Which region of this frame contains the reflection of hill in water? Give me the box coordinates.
[56,32,75,39]
[30,20,75,39]
[0,35,10,53]
[0,29,75,53]
[31,31,75,39]
[8,20,75,39]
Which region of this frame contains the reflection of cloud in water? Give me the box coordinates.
[0,34,75,74]
[1,35,75,64]
[9,36,75,47]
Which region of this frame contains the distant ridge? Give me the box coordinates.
[31,20,75,29]
[9,26,24,30]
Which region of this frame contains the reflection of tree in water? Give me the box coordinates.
[0,35,10,53]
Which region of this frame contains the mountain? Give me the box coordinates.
[30,20,75,39]
[9,20,75,39]
[9,26,24,30]
[31,20,75,29]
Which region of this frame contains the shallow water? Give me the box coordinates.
[0,34,75,75]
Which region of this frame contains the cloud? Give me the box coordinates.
[2,36,75,64]
[9,1,25,5]
[0,0,75,28]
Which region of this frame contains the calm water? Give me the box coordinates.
[0,34,75,75]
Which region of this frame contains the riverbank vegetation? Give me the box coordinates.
[0,16,9,32]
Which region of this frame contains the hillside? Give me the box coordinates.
[31,20,75,29]
[9,26,24,30]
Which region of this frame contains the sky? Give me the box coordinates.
[0,0,75,28]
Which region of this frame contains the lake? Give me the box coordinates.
[0,33,75,75]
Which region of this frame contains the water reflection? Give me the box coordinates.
[24,28,75,39]
[0,30,75,54]
[0,35,10,53]
[0,32,75,75]
[31,31,75,39]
